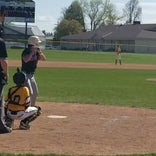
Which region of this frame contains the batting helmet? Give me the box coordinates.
[28,36,41,46]
[13,68,26,86]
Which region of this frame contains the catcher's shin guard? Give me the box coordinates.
[5,116,13,128]
[0,100,12,133]
[20,106,41,125]
[0,120,12,133]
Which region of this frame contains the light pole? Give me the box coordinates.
[25,10,28,48]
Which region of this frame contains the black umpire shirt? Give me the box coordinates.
[0,38,8,72]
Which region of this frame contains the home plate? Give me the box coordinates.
[47,115,67,119]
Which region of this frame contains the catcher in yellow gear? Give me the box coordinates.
[5,68,41,130]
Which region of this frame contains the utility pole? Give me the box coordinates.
[25,10,28,48]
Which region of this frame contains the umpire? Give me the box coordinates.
[0,26,11,133]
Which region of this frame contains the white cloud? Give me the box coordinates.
[36,16,56,22]
[140,2,156,24]
[141,2,156,13]
[35,16,58,32]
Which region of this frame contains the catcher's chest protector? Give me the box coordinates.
[0,100,11,134]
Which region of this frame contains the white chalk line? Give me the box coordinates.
[47,115,67,119]
[100,115,156,127]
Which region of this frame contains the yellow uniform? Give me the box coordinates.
[5,86,30,112]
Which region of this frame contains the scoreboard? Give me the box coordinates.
[0,0,35,23]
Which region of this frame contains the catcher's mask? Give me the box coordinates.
[13,68,26,85]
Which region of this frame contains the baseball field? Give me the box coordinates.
[1,50,156,156]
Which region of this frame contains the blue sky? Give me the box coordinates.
[32,0,156,33]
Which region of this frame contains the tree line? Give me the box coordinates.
[44,0,142,41]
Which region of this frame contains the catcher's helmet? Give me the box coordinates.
[13,68,26,85]
[28,36,41,46]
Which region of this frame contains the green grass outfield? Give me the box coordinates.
[2,49,156,156]
[7,49,156,64]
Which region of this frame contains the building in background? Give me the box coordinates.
[61,23,156,53]
[3,24,45,48]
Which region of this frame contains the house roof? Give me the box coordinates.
[137,30,156,39]
[4,24,45,37]
[61,24,156,41]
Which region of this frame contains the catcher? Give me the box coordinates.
[4,68,41,130]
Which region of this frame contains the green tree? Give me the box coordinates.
[54,19,83,40]
[105,3,123,25]
[63,0,85,31]
[80,0,121,30]
[53,0,85,41]
[123,0,142,24]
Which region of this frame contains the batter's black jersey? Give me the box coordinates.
[21,48,40,74]
[0,38,8,72]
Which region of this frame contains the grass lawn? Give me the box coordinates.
[5,66,156,109]
[7,49,156,64]
[36,67,156,109]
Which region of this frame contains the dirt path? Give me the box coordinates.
[8,60,156,70]
[0,60,156,155]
